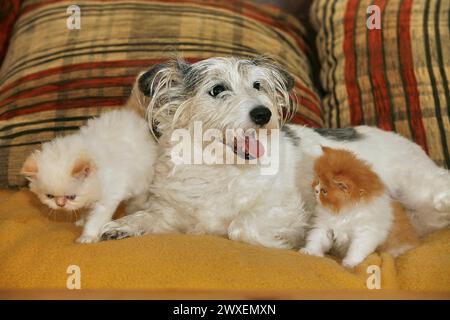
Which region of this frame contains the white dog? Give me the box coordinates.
[100,56,450,248]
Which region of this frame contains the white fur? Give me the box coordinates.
[100,57,450,249]
[291,125,450,237]
[300,192,393,268]
[101,129,308,248]
[26,109,158,243]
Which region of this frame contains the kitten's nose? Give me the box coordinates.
[56,197,66,207]
[250,106,272,125]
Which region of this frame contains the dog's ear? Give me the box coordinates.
[277,67,295,92]
[138,63,170,97]
[137,60,191,137]
[138,60,190,97]
[251,56,295,91]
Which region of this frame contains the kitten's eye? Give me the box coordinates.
[321,189,327,195]
[46,194,54,199]
[253,81,261,91]
[66,195,76,200]
[209,85,226,97]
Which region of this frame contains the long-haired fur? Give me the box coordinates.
[313,146,385,212]
[102,56,449,253]
[135,56,297,139]
[302,147,420,267]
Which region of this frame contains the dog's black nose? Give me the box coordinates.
[249,106,272,125]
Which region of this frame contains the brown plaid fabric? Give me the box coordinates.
[0,0,21,65]
[0,0,322,188]
[311,0,450,168]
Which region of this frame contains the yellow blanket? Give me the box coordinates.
[1,189,449,293]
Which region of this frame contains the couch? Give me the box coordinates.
[0,0,449,298]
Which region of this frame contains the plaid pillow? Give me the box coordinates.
[0,0,21,65]
[0,0,322,188]
[311,0,450,168]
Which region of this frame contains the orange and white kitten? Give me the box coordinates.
[300,146,419,268]
[21,109,158,243]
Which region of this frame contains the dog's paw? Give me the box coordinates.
[76,234,99,244]
[299,247,323,257]
[434,191,450,213]
[227,220,245,242]
[100,221,137,241]
[101,230,132,241]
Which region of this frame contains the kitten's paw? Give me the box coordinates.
[299,248,312,255]
[434,191,450,213]
[76,234,100,244]
[75,218,85,227]
[273,233,292,249]
[342,257,362,269]
[299,248,324,257]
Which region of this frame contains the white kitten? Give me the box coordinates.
[300,147,419,268]
[21,109,158,243]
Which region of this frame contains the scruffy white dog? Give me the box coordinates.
[100,56,450,248]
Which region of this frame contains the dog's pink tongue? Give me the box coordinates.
[243,135,265,159]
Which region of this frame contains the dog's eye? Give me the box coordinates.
[66,195,76,200]
[46,194,54,199]
[253,81,261,91]
[209,85,226,97]
[321,189,327,195]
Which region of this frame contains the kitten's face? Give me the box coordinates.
[31,176,92,211]
[312,146,385,213]
[312,175,358,213]
[22,150,99,212]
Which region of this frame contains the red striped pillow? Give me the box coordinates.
[311,0,450,168]
[0,0,21,65]
[0,0,322,187]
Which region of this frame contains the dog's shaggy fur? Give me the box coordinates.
[100,56,450,249]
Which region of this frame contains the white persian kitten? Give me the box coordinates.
[21,109,158,243]
[300,147,419,268]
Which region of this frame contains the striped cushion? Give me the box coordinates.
[0,0,21,65]
[0,0,322,188]
[311,0,450,168]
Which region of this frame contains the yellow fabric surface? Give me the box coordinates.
[0,189,449,292]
